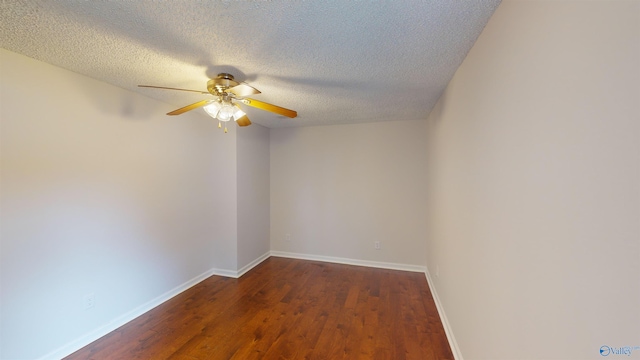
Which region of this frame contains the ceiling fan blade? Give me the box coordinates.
[241,98,297,118]
[138,85,209,94]
[167,100,211,115]
[227,83,261,97]
[236,115,252,127]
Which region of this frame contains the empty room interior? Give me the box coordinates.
[1,1,639,359]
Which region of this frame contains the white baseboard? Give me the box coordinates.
[237,251,271,278]
[424,268,463,360]
[270,250,427,273]
[37,254,271,360]
[210,267,240,278]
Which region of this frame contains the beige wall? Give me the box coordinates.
[425,1,640,359]
[237,123,270,270]
[0,49,238,359]
[270,121,428,267]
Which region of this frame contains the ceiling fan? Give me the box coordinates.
[139,73,297,132]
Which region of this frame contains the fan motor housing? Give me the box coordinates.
[207,73,239,95]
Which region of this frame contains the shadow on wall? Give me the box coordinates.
[71,70,180,121]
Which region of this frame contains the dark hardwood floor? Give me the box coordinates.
[65,257,453,360]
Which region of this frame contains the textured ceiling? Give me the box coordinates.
[1,0,501,128]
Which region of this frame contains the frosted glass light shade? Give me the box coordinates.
[203,101,222,118]
[232,106,246,121]
[217,103,235,122]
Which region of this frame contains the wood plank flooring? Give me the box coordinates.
[65,257,453,360]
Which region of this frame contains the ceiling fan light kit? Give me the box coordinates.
[138,73,297,133]
[202,99,246,133]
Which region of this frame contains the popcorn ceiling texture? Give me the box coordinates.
[1,0,501,128]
